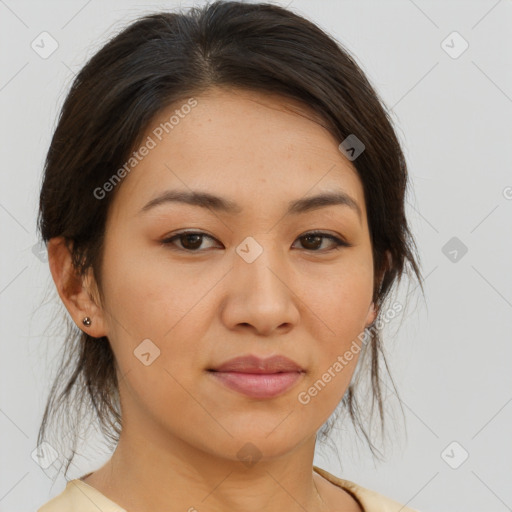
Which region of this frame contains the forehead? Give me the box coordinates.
[109,87,366,222]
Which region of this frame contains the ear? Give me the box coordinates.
[47,237,108,338]
[365,302,377,329]
[365,249,393,328]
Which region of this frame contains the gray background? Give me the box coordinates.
[1,1,511,511]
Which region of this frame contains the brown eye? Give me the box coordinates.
[295,232,349,252]
[162,231,218,251]
[300,234,324,250]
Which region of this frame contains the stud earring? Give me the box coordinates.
[82,317,92,327]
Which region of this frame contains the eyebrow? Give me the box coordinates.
[139,189,362,222]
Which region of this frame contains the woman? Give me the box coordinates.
[36,1,423,511]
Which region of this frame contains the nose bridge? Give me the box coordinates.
[235,233,285,291]
[227,233,298,333]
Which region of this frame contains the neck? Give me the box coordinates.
[86,427,331,512]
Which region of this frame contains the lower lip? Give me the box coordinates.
[208,371,304,399]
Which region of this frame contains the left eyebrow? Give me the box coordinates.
[139,189,362,223]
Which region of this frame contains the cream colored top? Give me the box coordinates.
[37,465,420,512]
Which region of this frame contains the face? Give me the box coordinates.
[94,87,377,461]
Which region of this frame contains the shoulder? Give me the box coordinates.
[37,479,126,512]
[313,465,422,512]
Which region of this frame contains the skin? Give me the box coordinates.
[49,87,384,512]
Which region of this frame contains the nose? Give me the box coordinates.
[219,235,300,336]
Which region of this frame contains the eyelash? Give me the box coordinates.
[161,230,351,253]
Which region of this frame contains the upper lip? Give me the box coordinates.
[209,354,305,374]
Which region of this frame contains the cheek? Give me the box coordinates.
[300,262,372,395]
[302,262,374,341]
[298,305,366,423]
[100,242,194,337]
[116,359,203,443]
[100,248,213,388]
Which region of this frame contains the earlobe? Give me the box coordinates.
[365,302,377,328]
[47,237,108,338]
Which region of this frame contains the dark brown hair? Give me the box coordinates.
[37,0,423,478]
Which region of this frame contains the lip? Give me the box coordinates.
[207,354,305,399]
[209,354,304,373]
[209,371,304,399]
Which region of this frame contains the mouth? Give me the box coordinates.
[208,354,304,373]
[206,354,306,399]
[207,369,305,399]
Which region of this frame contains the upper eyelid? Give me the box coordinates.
[163,229,344,240]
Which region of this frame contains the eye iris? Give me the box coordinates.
[302,235,322,250]
[181,233,202,250]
